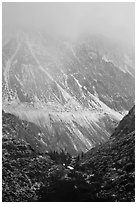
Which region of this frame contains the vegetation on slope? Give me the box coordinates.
[2,107,135,201]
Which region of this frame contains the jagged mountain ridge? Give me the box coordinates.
[2,29,135,153]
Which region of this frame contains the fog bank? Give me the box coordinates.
[3,2,135,46]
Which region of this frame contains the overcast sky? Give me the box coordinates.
[2,2,135,46]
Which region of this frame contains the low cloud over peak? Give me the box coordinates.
[3,2,134,46]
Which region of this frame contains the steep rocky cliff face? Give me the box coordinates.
[3,30,134,111]
[1,109,119,155]
[2,29,134,153]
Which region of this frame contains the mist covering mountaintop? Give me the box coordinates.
[2,2,135,202]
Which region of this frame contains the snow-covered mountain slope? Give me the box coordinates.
[2,29,135,154]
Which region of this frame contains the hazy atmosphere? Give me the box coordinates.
[2,2,135,202]
[3,2,135,46]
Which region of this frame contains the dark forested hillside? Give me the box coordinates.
[2,106,135,202]
[77,106,135,201]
